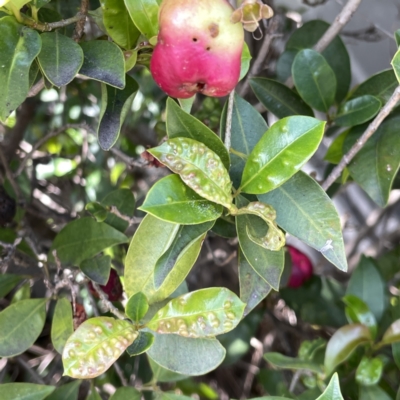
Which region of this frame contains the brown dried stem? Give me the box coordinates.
[73,0,89,41]
[91,282,126,320]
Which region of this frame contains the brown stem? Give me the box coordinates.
[21,12,85,32]
[73,0,89,41]
[322,85,400,191]
[91,282,126,320]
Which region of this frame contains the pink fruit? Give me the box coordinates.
[287,246,313,288]
[150,0,244,98]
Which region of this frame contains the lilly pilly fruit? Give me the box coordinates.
[287,246,313,288]
[150,0,244,98]
[88,269,123,302]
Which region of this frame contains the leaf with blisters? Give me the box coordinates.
[126,331,154,356]
[124,0,160,38]
[45,381,81,400]
[102,0,140,49]
[351,69,398,103]
[154,222,213,289]
[80,255,111,285]
[240,116,325,194]
[148,138,233,210]
[0,17,41,122]
[220,93,267,188]
[334,95,381,127]
[324,324,372,374]
[392,48,400,83]
[356,356,383,386]
[292,49,336,112]
[62,317,138,379]
[37,31,83,87]
[98,75,138,150]
[232,201,285,251]
[239,249,271,316]
[343,295,377,339]
[51,298,74,354]
[344,117,400,207]
[0,299,47,357]
[139,174,222,224]
[147,331,226,375]
[147,287,245,338]
[110,387,141,400]
[236,196,284,291]
[126,292,149,322]
[316,374,344,400]
[79,41,125,88]
[0,383,55,400]
[264,352,323,374]
[50,217,128,266]
[166,98,230,169]
[250,77,313,119]
[259,171,347,272]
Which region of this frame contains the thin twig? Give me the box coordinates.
[108,206,142,226]
[73,0,89,41]
[313,0,363,53]
[224,91,235,151]
[27,78,45,98]
[15,123,90,177]
[110,148,149,168]
[113,361,128,386]
[14,356,46,385]
[91,282,126,320]
[322,85,400,191]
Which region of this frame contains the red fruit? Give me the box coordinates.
[287,246,313,288]
[150,0,244,98]
[88,269,123,302]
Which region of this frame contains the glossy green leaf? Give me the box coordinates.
[0,383,55,400]
[125,215,205,304]
[346,256,387,321]
[343,295,377,338]
[98,74,138,150]
[356,356,383,386]
[126,292,149,322]
[139,174,222,224]
[0,17,41,122]
[51,298,74,354]
[240,42,252,80]
[147,288,245,338]
[240,116,325,194]
[0,298,46,357]
[63,317,138,379]
[50,217,128,266]
[126,331,154,356]
[79,41,125,88]
[236,196,284,291]
[102,0,140,49]
[0,273,25,298]
[101,188,135,232]
[11,282,30,304]
[37,32,83,87]
[344,117,400,207]
[392,48,400,83]
[166,98,230,169]
[286,20,351,103]
[124,0,160,38]
[147,331,226,375]
[378,319,400,346]
[110,387,141,400]
[359,385,392,400]
[148,138,233,210]
[264,352,323,374]
[238,249,271,316]
[250,77,313,118]
[80,255,111,285]
[276,49,297,83]
[324,130,349,164]
[232,201,285,251]
[259,171,347,272]
[154,222,213,289]
[292,49,336,112]
[148,356,188,382]
[316,373,343,400]
[220,93,267,188]
[351,69,398,103]
[334,95,381,127]
[45,381,81,400]
[324,324,372,374]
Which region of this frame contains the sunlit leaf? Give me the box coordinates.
[316,373,344,400]
[356,356,383,386]
[124,0,160,38]
[0,383,55,400]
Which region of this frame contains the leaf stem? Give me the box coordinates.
[224,90,235,151]
[20,12,86,32]
[91,282,127,320]
[322,85,400,191]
